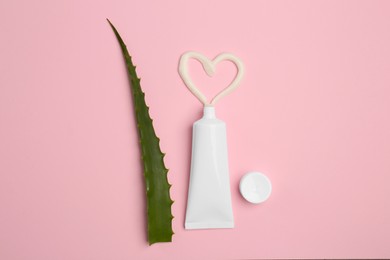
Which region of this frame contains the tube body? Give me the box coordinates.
[185,106,234,229]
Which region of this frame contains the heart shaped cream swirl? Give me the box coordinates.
[179,51,244,106]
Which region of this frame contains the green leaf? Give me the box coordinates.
[107,19,174,245]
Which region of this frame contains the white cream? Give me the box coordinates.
[178,52,244,106]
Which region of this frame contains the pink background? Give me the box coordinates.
[1,0,390,259]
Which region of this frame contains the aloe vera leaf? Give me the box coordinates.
[107,19,174,245]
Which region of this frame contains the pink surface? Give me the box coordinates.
[1,0,390,259]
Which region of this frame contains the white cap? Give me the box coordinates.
[239,172,272,204]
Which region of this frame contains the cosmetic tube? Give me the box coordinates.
[185,106,234,229]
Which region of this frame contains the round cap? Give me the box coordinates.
[239,172,272,204]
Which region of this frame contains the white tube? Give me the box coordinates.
[185,106,234,229]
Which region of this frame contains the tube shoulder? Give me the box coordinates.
[194,117,225,126]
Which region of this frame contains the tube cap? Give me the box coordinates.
[239,172,272,204]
